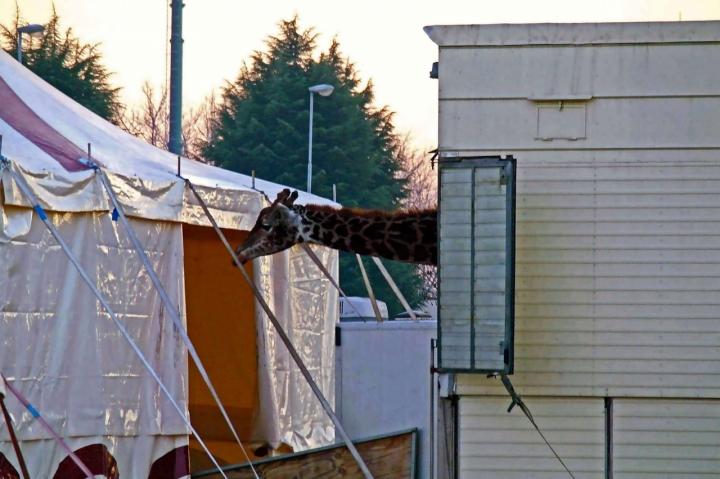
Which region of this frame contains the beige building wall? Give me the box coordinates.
[429,21,720,478]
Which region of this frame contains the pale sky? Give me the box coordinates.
[2,0,720,150]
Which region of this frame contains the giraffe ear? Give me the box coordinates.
[285,190,299,207]
[273,189,291,207]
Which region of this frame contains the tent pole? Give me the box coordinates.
[0,392,31,479]
[356,255,383,322]
[371,257,418,321]
[182,177,376,479]
[0,161,229,479]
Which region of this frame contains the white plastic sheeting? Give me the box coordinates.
[253,244,339,451]
[0,436,188,478]
[0,200,188,474]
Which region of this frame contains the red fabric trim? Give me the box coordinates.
[53,444,119,479]
[148,446,190,479]
[0,453,20,479]
[0,77,92,172]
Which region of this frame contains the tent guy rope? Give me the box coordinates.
[1,374,94,479]
[80,151,261,479]
[299,243,368,321]
[180,175,376,479]
[0,156,229,479]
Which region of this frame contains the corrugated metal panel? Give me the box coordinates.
[459,396,604,479]
[614,398,720,478]
[457,161,720,398]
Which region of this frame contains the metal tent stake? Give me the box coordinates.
[182,177,376,479]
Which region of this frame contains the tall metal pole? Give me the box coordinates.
[17,32,22,62]
[169,0,184,155]
[307,91,314,194]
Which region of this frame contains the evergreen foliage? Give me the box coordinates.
[1,8,123,124]
[204,18,424,317]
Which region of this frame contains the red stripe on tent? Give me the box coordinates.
[0,453,21,479]
[52,444,118,479]
[53,444,120,479]
[0,77,93,172]
[148,446,190,479]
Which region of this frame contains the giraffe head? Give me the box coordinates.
[233,189,303,265]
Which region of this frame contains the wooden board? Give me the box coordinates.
[192,429,417,479]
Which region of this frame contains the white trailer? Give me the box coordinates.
[335,321,437,479]
[427,21,720,478]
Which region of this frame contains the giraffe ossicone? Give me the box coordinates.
[233,189,437,266]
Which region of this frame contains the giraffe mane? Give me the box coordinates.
[304,204,437,219]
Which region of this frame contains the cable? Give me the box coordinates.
[499,375,576,479]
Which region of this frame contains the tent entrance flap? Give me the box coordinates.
[183,224,262,469]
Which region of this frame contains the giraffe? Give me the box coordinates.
[233,189,437,266]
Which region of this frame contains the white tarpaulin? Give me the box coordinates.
[0,206,189,475]
[0,47,339,476]
[253,245,339,451]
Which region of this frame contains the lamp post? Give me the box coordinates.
[307,84,334,194]
[17,24,45,63]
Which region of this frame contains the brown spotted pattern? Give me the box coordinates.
[234,189,437,266]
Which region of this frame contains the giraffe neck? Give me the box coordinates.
[294,205,437,266]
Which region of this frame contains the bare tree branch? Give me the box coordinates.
[395,132,438,301]
[120,82,218,163]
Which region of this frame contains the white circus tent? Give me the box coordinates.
[0,49,339,476]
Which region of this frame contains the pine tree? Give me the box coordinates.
[1,8,122,124]
[204,17,424,317]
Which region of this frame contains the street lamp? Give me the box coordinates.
[17,24,45,63]
[307,84,334,194]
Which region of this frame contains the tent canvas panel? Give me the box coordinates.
[0,202,188,473]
